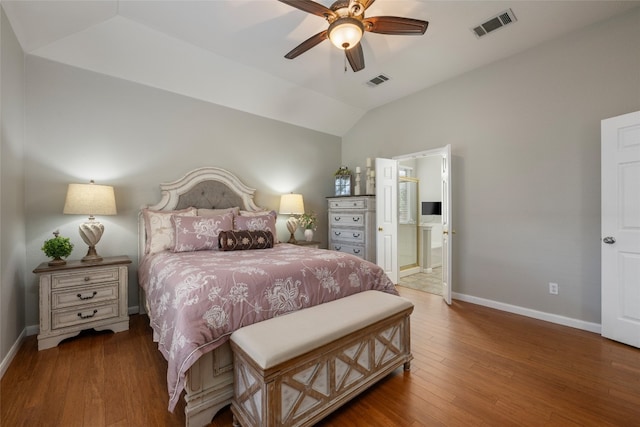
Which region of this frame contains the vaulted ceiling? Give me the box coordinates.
[4,1,638,136]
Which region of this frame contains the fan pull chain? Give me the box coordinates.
[344,54,347,73]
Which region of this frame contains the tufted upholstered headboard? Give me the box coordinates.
[137,166,263,261]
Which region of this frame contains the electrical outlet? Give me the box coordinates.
[549,282,559,295]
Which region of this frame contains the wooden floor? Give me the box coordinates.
[2,286,640,426]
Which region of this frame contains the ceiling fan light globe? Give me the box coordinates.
[328,18,364,50]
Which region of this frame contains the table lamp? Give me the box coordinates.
[63,180,117,262]
[279,193,305,244]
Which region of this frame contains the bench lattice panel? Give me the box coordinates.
[231,311,412,427]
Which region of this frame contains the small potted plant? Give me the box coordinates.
[298,212,317,242]
[42,231,74,266]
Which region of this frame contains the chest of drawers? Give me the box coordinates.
[327,196,376,262]
[34,256,131,350]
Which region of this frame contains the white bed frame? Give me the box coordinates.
[138,167,263,427]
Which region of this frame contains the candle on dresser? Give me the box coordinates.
[356,166,361,173]
[366,158,372,167]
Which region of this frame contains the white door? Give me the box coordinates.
[440,145,453,305]
[376,158,399,284]
[601,111,640,347]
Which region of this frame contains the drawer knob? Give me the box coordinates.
[334,231,341,236]
[334,217,341,221]
[84,276,90,282]
[353,233,360,238]
[77,291,97,301]
[352,217,360,222]
[335,246,341,251]
[353,249,361,254]
[78,309,98,319]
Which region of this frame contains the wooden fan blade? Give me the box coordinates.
[345,43,365,72]
[360,0,376,10]
[285,30,328,59]
[278,0,336,19]
[364,16,428,35]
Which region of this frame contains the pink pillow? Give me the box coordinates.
[234,210,277,239]
[172,213,234,252]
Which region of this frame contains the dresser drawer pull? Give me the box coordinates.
[334,216,342,222]
[77,291,98,301]
[353,249,361,254]
[334,245,342,251]
[78,309,98,319]
[84,276,91,282]
[353,233,361,238]
[352,217,360,222]
[334,231,342,236]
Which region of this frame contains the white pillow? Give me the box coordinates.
[143,207,197,255]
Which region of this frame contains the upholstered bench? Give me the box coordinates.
[229,290,414,427]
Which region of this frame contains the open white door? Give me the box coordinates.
[376,158,398,284]
[601,111,640,347]
[440,145,453,305]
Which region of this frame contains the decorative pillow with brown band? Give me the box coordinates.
[218,230,274,251]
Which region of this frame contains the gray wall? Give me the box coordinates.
[1,8,27,365]
[23,56,341,327]
[342,9,640,324]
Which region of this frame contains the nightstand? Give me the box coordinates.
[294,240,321,249]
[34,255,131,350]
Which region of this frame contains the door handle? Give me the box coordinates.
[378,227,383,231]
[603,236,616,244]
[443,230,456,235]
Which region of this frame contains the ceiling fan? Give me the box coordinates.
[279,0,428,72]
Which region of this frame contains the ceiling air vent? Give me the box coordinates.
[366,74,391,88]
[472,8,517,38]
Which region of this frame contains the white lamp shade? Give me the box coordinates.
[63,181,117,216]
[328,18,364,50]
[279,193,305,215]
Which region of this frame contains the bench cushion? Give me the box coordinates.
[230,290,413,370]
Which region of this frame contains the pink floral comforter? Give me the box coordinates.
[138,243,397,411]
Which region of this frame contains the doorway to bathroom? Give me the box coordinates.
[396,154,444,297]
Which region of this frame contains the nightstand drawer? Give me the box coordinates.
[331,243,365,259]
[51,267,120,289]
[52,303,119,330]
[330,214,365,227]
[329,199,367,209]
[52,283,118,310]
[331,228,365,244]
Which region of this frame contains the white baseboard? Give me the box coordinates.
[453,292,601,334]
[0,328,26,380]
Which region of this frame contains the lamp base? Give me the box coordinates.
[81,245,103,263]
[286,217,298,245]
[78,219,104,263]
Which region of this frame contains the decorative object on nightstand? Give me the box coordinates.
[334,166,352,196]
[327,195,376,262]
[33,255,131,350]
[41,231,74,266]
[354,166,362,195]
[63,180,117,263]
[279,193,305,244]
[298,211,317,242]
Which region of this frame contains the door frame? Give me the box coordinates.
[377,145,453,304]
